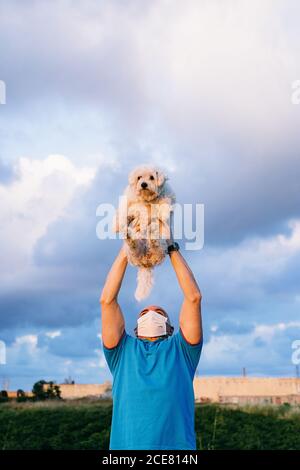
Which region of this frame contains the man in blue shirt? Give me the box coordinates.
[100,242,203,450]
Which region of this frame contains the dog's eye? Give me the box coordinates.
[137,176,142,180]
[149,175,154,180]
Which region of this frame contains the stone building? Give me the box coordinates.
[193,376,300,404]
[58,380,112,399]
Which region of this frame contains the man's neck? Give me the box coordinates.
[138,336,163,341]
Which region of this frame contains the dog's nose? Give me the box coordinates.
[141,182,148,189]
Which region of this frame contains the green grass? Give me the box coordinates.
[195,403,300,450]
[1,400,300,450]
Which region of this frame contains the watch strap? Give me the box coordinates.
[167,242,180,255]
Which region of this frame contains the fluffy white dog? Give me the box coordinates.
[114,165,176,301]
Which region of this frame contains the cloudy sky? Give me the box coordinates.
[1,0,300,391]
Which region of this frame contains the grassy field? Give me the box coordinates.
[1,399,300,450]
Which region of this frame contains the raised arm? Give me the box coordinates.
[100,246,128,348]
[169,249,203,345]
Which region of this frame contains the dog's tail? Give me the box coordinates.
[135,268,153,301]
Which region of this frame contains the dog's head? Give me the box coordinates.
[128,165,167,201]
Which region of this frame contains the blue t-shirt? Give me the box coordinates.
[102,329,202,450]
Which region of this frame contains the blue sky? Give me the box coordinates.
[1,0,300,391]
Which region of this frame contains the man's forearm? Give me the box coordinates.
[169,248,203,344]
[100,245,128,304]
[100,246,127,348]
[169,250,202,302]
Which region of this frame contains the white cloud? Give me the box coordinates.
[4,330,109,390]
[2,0,300,147]
[0,155,96,280]
[201,319,300,375]
[13,334,38,354]
[1,0,300,384]
[253,321,300,344]
[95,348,107,369]
[203,334,241,364]
[195,218,300,307]
[64,360,72,367]
[45,330,62,339]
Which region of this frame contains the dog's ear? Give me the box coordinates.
[156,169,168,187]
[128,169,138,186]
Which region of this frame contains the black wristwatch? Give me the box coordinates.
[167,242,180,255]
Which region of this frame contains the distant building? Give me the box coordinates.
[57,377,300,404]
[6,391,34,399]
[193,377,300,404]
[7,377,300,404]
[58,380,112,399]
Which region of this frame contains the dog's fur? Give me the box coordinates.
[114,165,176,301]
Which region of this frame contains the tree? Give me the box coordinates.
[17,389,27,402]
[0,390,9,403]
[54,385,62,399]
[32,380,48,400]
[32,380,62,401]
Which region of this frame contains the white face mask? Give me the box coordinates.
[137,310,168,337]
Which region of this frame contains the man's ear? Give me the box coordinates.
[167,324,174,336]
[156,169,168,187]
